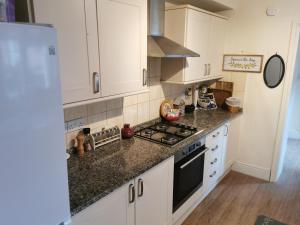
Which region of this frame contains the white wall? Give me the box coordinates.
[220,0,300,180]
[288,40,300,139]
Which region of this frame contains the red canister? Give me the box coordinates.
[121,124,134,139]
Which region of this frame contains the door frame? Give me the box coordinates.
[270,21,300,182]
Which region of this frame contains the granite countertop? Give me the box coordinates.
[68,109,241,216]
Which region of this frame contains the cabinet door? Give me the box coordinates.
[185,9,211,81]
[96,0,147,97]
[71,181,135,225]
[224,117,241,171]
[135,158,173,225]
[207,17,226,78]
[33,0,99,104]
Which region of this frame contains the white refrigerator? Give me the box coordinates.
[0,23,70,225]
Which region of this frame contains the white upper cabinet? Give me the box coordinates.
[33,0,147,106]
[96,0,147,97]
[185,9,211,81]
[207,16,227,79]
[33,0,97,104]
[162,5,227,84]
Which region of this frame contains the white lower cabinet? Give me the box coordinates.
[203,123,230,193]
[71,157,173,225]
[71,180,135,225]
[135,157,173,225]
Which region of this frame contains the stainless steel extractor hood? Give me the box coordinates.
[148,0,200,58]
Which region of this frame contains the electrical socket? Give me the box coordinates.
[66,118,87,132]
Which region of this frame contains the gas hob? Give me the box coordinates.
[134,121,198,146]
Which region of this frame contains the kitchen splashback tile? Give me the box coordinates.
[148,57,161,78]
[138,92,149,103]
[123,95,138,107]
[88,112,107,131]
[107,108,123,128]
[150,85,164,100]
[107,98,123,111]
[64,105,87,122]
[123,105,138,126]
[87,101,107,116]
[138,102,150,124]
[149,98,163,120]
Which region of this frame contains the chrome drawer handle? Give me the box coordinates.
[209,171,217,178]
[212,132,220,138]
[210,158,218,165]
[211,145,219,151]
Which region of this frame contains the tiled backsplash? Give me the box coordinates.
[64,58,191,150]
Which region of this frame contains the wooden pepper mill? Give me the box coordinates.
[76,131,85,157]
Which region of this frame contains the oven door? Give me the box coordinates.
[173,146,206,212]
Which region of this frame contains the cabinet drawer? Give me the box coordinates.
[206,126,223,148]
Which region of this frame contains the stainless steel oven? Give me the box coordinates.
[173,137,207,212]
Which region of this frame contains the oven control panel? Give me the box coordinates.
[175,136,206,163]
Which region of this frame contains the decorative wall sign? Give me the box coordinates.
[223,54,264,73]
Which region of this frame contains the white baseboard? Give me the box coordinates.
[232,161,271,181]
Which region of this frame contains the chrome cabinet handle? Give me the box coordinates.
[211,145,219,152]
[209,171,217,178]
[129,184,135,203]
[204,64,207,76]
[138,179,144,197]
[143,69,148,86]
[208,64,211,75]
[212,132,220,138]
[93,72,100,93]
[210,158,218,165]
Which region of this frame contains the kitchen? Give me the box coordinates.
[1,0,300,225]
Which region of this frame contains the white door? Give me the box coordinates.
[207,17,226,78]
[71,181,135,225]
[135,158,173,225]
[96,0,147,97]
[185,9,211,81]
[33,0,100,104]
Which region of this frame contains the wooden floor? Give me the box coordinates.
[182,139,300,225]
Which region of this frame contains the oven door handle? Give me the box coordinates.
[180,147,209,169]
